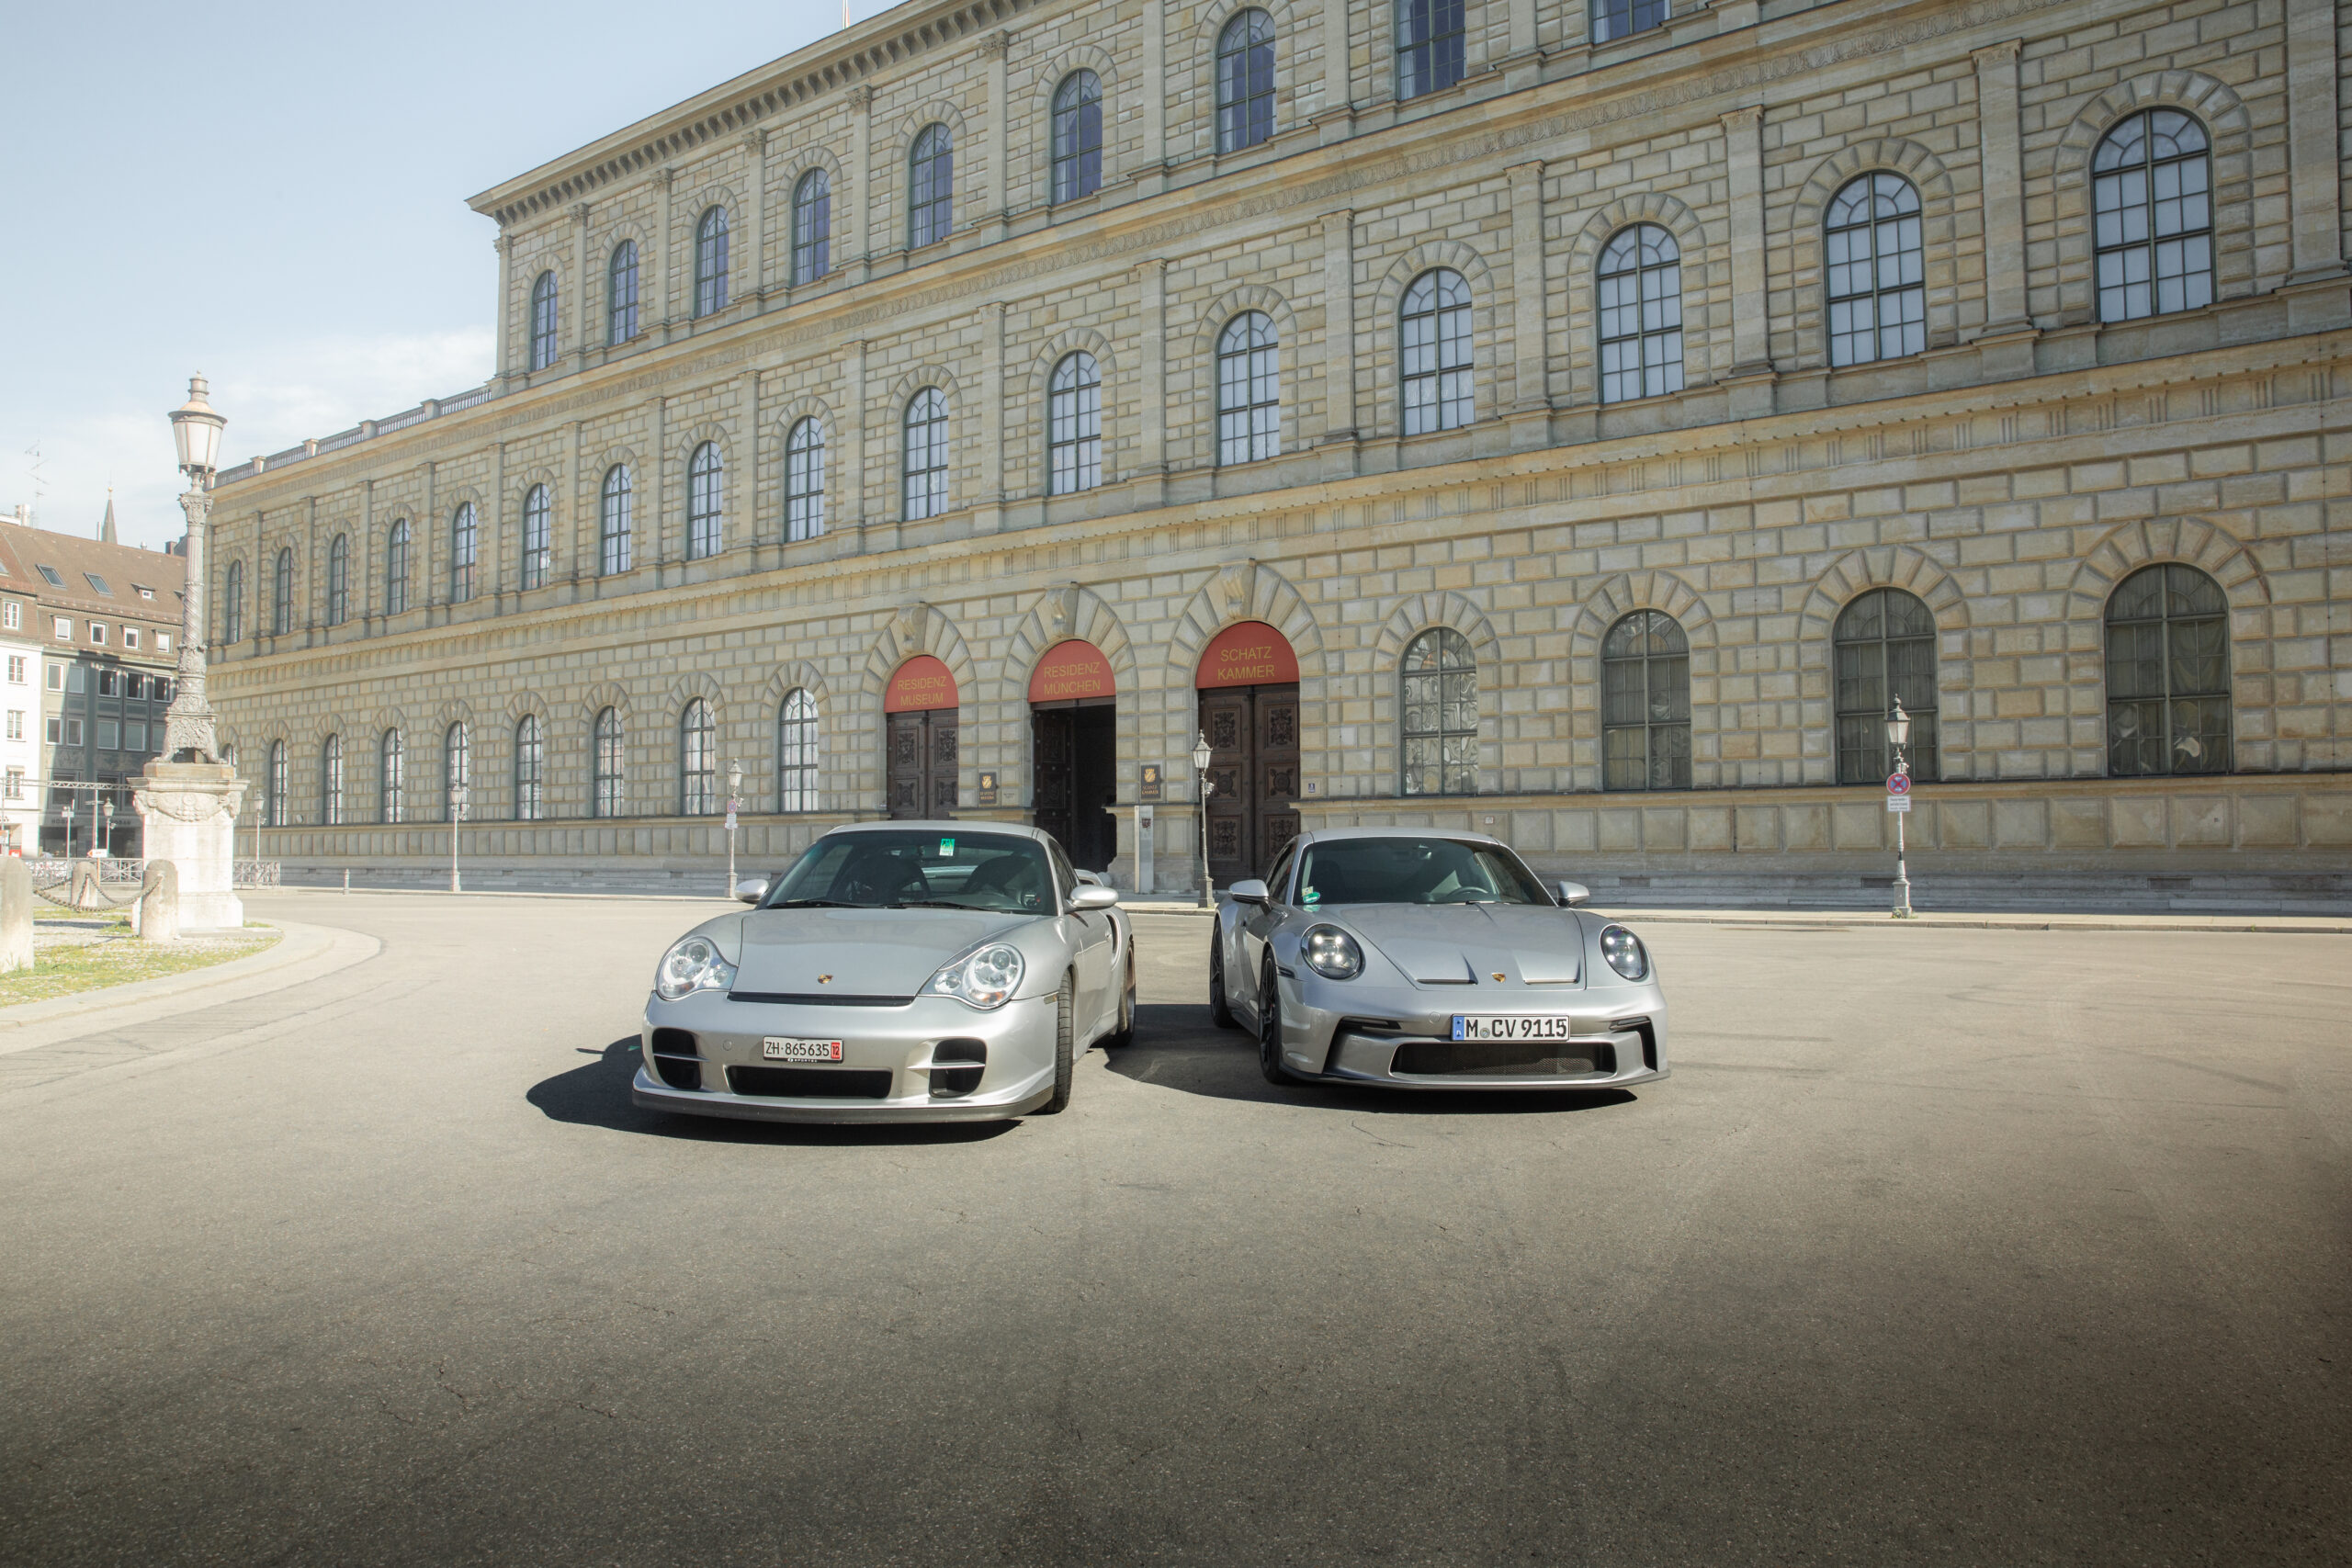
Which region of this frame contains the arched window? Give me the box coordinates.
[445,722,470,821]
[1052,72,1102,205]
[600,465,632,575]
[1598,224,1685,403]
[448,502,477,604]
[1833,588,1939,784]
[679,699,716,816]
[528,270,559,370]
[606,240,639,344]
[1400,627,1477,795]
[326,534,349,626]
[694,206,729,319]
[1400,268,1472,434]
[222,558,244,643]
[1592,0,1668,45]
[1826,173,1926,367]
[267,739,288,828]
[271,547,294,637]
[1216,311,1280,465]
[1048,352,1102,495]
[791,168,831,285]
[686,442,724,560]
[513,715,543,821]
[903,388,950,521]
[786,418,826,542]
[385,520,411,615]
[1216,9,1276,153]
[321,734,343,826]
[1396,0,1464,101]
[1601,612,1691,791]
[380,728,405,824]
[909,123,954,249]
[593,707,625,818]
[777,688,820,812]
[2105,564,2231,776]
[520,484,550,590]
[2094,110,2213,323]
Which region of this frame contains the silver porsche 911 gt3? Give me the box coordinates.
[1208,828,1669,1091]
[635,822,1135,1124]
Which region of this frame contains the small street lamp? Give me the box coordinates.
[98,796,115,858]
[1886,699,1914,919]
[724,760,744,897]
[1192,730,1215,909]
[448,783,469,893]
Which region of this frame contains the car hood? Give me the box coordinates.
[733,907,1035,995]
[1324,903,1582,987]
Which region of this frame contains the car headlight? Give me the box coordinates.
[1301,924,1363,980]
[654,933,737,1001]
[927,942,1025,1010]
[1599,924,1649,982]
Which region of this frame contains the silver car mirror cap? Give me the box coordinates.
[734,876,770,905]
[1227,878,1271,905]
[1557,880,1590,907]
[1070,885,1121,911]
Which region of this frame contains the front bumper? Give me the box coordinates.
[1278,975,1670,1090]
[634,987,1062,1124]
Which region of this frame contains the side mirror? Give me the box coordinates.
[735,876,770,905]
[1070,885,1121,911]
[1556,881,1590,907]
[1227,878,1270,906]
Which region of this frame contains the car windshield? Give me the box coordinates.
[762,830,1055,913]
[1296,837,1552,907]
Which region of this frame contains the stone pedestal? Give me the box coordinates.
[134,761,247,931]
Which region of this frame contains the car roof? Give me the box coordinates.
[1292,826,1509,849]
[820,820,1057,844]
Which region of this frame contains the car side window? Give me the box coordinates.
[1264,843,1297,905]
[1046,840,1079,908]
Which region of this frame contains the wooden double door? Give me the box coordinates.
[1032,701,1117,872]
[1199,682,1300,887]
[887,708,959,818]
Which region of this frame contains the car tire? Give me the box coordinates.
[1107,956,1136,1049]
[1035,973,1076,1115]
[1208,932,1238,1030]
[1257,956,1295,1087]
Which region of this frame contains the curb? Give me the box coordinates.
[1596,908,2352,934]
[0,920,380,1051]
[260,886,738,905]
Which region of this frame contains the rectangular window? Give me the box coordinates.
[44,716,60,744]
[36,566,64,588]
[46,664,60,691]
[6,657,21,683]
[1396,0,1465,101]
[122,627,139,649]
[64,716,83,747]
[66,665,85,694]
[85,572,111,595]
[154,678,171,704]
[53,617,70,640]
[158,633,170,653]
[97,719,119,751]
[126,721,146,752]
[90,623,107,645]
[97,670,119,696]
[6,712,19,740]
[125,674,144,700]
[2,602,17,630]
[5,770,19,801]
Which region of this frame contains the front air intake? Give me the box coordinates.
[931,1038,987,1098]
[650,1028,701,1090]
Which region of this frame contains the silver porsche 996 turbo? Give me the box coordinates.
[1208,828,1668,1091]
[635,822,1136,1124]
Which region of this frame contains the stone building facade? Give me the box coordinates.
[208,0,2352,898]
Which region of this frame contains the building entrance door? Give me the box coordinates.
[1028,638,1119,873]
[885,656,959,819]
[1194,621,1303,888]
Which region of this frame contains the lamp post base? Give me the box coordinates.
[132,761,247,931]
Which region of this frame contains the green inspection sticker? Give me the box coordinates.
[939,837,956,857]
[1303,886,1320,906]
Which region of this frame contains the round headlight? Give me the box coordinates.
[928,942,1025,1010]
[654,934,737,1000]
[1599,924,1649,982]
[1301,925,1363,980]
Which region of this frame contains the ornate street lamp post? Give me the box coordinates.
[1887,699,1914,919]
[448,782,469,893]
[1192,729,1215,909]
[725,760,743,897]
[163,376,226,763]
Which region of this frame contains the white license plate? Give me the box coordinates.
[1452,1015,1576,1043]
[762,1037,844,1062]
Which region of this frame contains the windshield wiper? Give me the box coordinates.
[890,898,994,910]
[764,898,872,909]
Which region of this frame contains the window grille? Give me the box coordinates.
[1601,612,1691,790]
[694,207,729,319]
[224,559,243,642]
[607,241,639,344]
[326,534,349,625]
[1052,73,1102,205]
[1216,312,1280,465]
[513,715,543,821]
[593,707,625,818]
[687,443,724,560]
[521,485,551,589]
[322,735,343,825]
[792,169,831,285]
[1400,269,1473,434]
[903,389,950,521]
[445,722,469,821]
[1591,0,1668,45]
[268,740,288,827]
[528,271,559,370]
[380,728,405,824]
[2094,110,2213,323]
[1048,353,1102,495]
[600,466,632,575]
[909,124,954,249]
[1826,174,1926,367]
[1598,224,1684,403]
[777,689,820,812]
[449,502,477,604]
[2105,564,2231,775]
[1833,588,1939,783]
[786,419,826,542]
[271,548,293,636]
[1399,627,1477,795]
[1216,10,1276,153]
[1396,0,1464,101]
[680,700,716,816]
[386,521,411,615]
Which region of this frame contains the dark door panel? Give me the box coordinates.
[1199,682,1297,887]
[888,710,958,819]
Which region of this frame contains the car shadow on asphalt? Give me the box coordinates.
[1105,1004,1639,1115]
[526,1039,1015,1145]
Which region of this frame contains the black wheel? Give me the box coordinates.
[1257,956,1295,1086]
[1208,932,1238,1029]
[1035,974,1076,1114]
[1107,954,1136,1049]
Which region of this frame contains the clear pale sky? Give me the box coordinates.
[0,1,869,552]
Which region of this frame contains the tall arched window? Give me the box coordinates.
[326,534,349,626]
[1592,0,1668,45]
[386,520,411,615]
[445,722,470,821]
[1598,224,1684,403]
[686,442,724,560]
[380,728,405,824]
[2094,110,2213,323]
[792,168,831,285]
[1052,72,1102,205]
[267,739,288,827]
[694,206,729,318]
[1216,311,1280,465]
[449,502,477,604]
[1826,173,1926,367]
[1396,0,1464,101]
[600,465,632,575]
[223,559,243,642]
[513,715,543,820]
[528,270,559,370]
[321,734,343,826]
[1216,9,1276,153]
[777,689,820,812]
[679,699,716,816]
[1400,627,1477,796]
[607,240,639,344]
[1400,268,1472,434]
[2105,564,2230,776]
[271,547,294,637]
[786,417,826,542]
[909,123,954,249]
[520,484,551,590]
[1601,612,1691,791]
[903,389,950,521]
[1048,353,1102,495]
[593,707,625,818]
[1833,588,1939,784]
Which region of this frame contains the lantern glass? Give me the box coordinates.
[170,374,227,475]
[1885,701,1910,749]
[1191,731,1212,772]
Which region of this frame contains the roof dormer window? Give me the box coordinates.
[85,572,112,595]
[36,566,64,588]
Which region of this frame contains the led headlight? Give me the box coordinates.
[927,942,1025,1010]
[1301,924,1363,980]
[1599,924,1649,982]
[653,933,737,1000]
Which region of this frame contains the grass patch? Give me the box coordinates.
[0,927,280,1008]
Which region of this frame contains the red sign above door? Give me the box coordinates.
[1028,639,1115,703]
[1195,621,1300,689]
[884,655,959,713]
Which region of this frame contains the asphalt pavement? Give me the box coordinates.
[3,892,2347,1565]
